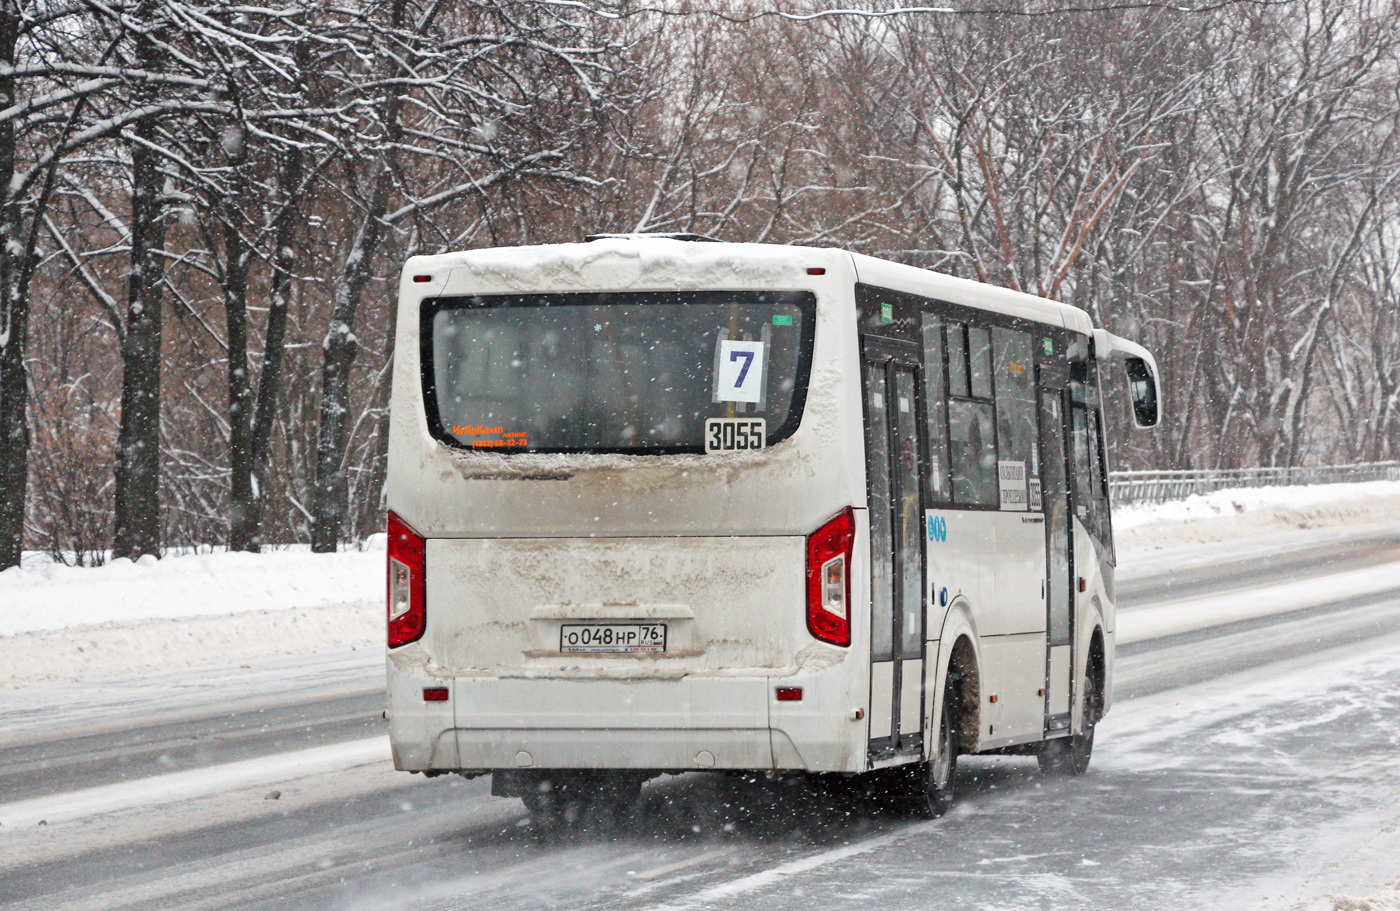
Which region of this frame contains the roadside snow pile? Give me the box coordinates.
[0,546,381,636]
[1326,882,1400,911]
[1112,479,1400,553]
[2,605,380,689]
[0,547,382,687]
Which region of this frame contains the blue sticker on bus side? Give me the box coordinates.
[928,515,947,543]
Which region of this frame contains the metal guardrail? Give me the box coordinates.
[1108,462,1400,506]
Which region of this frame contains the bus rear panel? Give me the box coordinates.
[386,242,870,780]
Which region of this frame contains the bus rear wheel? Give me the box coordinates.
[902,674,960,818]
[521,772,643,834]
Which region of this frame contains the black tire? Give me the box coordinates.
[903,675,960,818]
[581,774,643,836]
[522,772,642,835]
[522,783,586,834]
[1038,672,1098,777]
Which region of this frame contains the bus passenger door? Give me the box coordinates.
[863,340,926,759]
[1038,368,1075,733]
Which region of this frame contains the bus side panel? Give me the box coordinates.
[990,511,1050,744]
[1073,518,1115,731]
[981,634,1048,748]
[925,508,995,747]
[993,512,1048,637]
[1102,631,1116,717]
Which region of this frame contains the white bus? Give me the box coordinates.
[384,236,1159,822]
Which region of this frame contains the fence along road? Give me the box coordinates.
[1108,461,1400,506]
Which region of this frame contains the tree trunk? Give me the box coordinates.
[112,100,167,560]
[224,216,256,551]
[309,0,404,553]
[309,205,381,553]
[233,141,303,552]
[0,0,26,570]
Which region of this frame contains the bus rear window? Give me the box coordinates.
[422,290,816,453]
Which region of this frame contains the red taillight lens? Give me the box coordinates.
[387,510,426,648]
[806,507,854,647]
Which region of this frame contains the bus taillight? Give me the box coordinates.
[387,510,426,648]
[806,507,855,647]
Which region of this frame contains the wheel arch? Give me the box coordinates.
[933,597,982,755]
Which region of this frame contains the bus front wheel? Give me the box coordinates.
[1038,674,1098,776]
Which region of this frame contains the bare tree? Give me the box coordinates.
[307,0,638,551]
[11,0,1400,563]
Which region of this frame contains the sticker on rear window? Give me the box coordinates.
[451,425,529,448]
[714,339,765,404]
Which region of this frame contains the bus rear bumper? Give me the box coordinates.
[389,670,866,775]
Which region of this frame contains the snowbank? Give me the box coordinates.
[0,546,384,688]
[1113,479,1400,553]
[0,546,381,636]
[1,604,380,688]
[2,479,1399,688]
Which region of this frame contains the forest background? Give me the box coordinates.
[1,0,1398,568]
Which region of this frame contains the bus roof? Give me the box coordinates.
[404,237,1096,336]
[848,251,1095,337]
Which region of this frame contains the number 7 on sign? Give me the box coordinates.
[730,350,754,386]
[717,340,765,404]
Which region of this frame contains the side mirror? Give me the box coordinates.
[1123,357,1158,428]
[1093,328,1161,430]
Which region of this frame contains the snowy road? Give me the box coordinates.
[4,529,1400,910]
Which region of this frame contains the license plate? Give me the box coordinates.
[560,623,667,654]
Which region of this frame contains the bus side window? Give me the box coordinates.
[1069,374,1113,557]
[920,315,951,503]
[992,328,1037,510]
[949,401,997,505]
[968,327,993,399]
[1070,405,1093,524]
[947,322,969,397]
[947,320,999,507]
[1088,406,1114,561]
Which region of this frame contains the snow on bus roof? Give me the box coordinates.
[406,236,828,294]
[404,237,1094,335]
